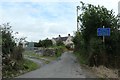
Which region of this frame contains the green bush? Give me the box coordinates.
[2,59,39,78]
[34,39,53,48]
[1,23,26,78]
[73,2,120,69]
[56,40,64,46]
[54,46,65,57]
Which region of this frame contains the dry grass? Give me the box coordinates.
[81,64,119,79]
[91,65,118,78]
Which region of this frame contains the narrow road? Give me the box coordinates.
[17,51,95,78]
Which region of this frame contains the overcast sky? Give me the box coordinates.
[0,0,120,42]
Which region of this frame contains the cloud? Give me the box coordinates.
[0,0,119,42]
[0,0,80,2]
[0,2,77,41]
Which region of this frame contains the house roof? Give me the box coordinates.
[60,37,68,41]
[53,37,68,42]
[53,38,59,41]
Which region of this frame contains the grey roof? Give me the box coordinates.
[60,37,68,41]
[53,38,59,41]
[53,37,68,42]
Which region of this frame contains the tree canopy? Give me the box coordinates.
[73,2,120,68]
[1,23,25,77]
[34,39,53,48]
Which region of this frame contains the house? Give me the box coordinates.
[51,34,74,48]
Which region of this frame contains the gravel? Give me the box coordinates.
[17,51,95,78]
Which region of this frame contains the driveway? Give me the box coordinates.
[17,51,96,78]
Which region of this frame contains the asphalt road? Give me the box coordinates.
[17,51,95,78]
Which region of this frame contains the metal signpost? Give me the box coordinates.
[97,27,110,52]
[97,27,110,43]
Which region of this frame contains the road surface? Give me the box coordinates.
[17,51,96,78]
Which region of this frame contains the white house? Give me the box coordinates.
[63,34,74,45]
[51,34,74,48]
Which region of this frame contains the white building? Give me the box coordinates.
[51,34,74,48]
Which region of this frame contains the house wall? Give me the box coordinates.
[51,39,56,45]
[64,36,73,45]
[51,34,74,47]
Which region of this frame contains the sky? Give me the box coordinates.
[0,0,120,42]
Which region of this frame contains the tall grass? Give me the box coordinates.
[2,59,39,78]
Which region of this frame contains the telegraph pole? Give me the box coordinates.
[77,6,80,31]
[103,26,105,43]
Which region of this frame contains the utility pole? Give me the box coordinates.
[77,6,80,31]
[103,26,105,43]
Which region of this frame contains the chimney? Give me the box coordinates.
[68,34,70,37]
[59,35,61,38]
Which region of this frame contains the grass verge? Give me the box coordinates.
[23,46,67,64]
[74,52,119,79]
[23,50,57,64]
[74,52,88,65]
[2,58,39,78]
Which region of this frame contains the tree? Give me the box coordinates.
[2,23,16,58]
[73,2,120,68]
[1,23,25,77]
[41,39,53,48]
[56,40,64,46]
[73,32,83,52]
[78,2,118,45]
[34,39,53,48]
[38,40,43,47]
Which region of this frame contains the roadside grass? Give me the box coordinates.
[23,46,67,64]
[49,45,65,48]
[3,58,39,78]
[50,45,68,57]
[49,45,68,51]
[74,52,88,65]
[23,51,41,58]
[74,52,118,79]
[23,50,57,63]
[23,59,39,71]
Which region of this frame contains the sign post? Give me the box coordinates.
[97,27,110,36]
[97,27,110,59]
[103,26,105,43]
[97,27,110,43]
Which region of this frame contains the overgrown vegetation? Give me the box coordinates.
[54,46,66,57]
[56,40,64,46]
[24,45,66,59]
[2,59,39,78]
[34,36,67,57]
[73,2,120,69]
[1,23,39,78]
[34,39,53,48]
[23,51,57,62]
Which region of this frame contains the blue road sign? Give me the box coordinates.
[97,28,110,36]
